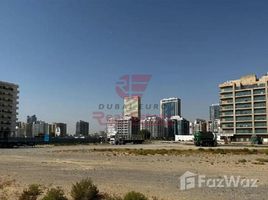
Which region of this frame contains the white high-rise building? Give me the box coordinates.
[106,118,117,139]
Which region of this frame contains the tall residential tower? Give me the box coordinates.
[0,81,19,139]
[124,96,141,119]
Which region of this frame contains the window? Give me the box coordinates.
[254,95,266,101]
[236,129,252,133]
[236,116,252,121]
[253,89,265,95]
[254,108,266,114]
[255,122,266,127]
[236,122,252,127]
[236,97,251,103]
[236,103,251,109]
[236,110,252,115]
[255,115,266,120]
[236,90,251,96]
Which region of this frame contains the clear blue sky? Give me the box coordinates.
[1,0,268,133]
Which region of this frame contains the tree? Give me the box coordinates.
[138,130,151,140]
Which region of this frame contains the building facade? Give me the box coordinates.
[194,119,207,133]
[115,116,140,140]
[106,118,117,139]
[160,97,181,119]
[140,116,164,138]
[32,121,49,137]
[16,121,27,137]
[76,120,89,136]
[123,96,141,119]
[209,104,220,133]
[27,115,37,124]
[219,74,268,141]
[0,81,19,139]
[209,104,220,121]
[170,116,190,136]
[54,123,67,137]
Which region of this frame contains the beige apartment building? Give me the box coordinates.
[219,74,268,141]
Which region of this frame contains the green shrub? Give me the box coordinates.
[256,158,268,162]
[19,184,43,200]
[123,191,148,200]
[71,178,99,200]
[100,193,122,200]
[42,187,67,200]
[238,159,247,163]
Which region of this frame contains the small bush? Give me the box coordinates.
[252,161,265,165]
[238,159,247,163]
[256,158,268,162]
[71,178,99,200]
[123,191,148,200]
[100,193,122,200]
[19,184,43,200]
[42,187,67,200]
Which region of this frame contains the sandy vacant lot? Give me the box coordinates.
[0,143,268,200]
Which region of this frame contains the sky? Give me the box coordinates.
[1,0,268,134]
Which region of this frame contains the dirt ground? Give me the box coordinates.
[0,142,268,200]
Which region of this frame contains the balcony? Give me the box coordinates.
[221,111,233,116]
[221,100,233,105]
[255,128,267,134]
[254,95,266,102]
[235,91,251,97]
[235,97,251,104]
[221,126,234,129]
[254,103,266,108]
[220,87,233,93]
[253,89,266,95]
[220,95,233,99]
[221,117,234,122]
[235,106,252,110]
[221,106,233,111]
[221,124,234,128]
[236,116,252,121]
[235,110,252,116]
[236,130,253,134]
[254,108,266,115]
[254,122,267,128]
[254,115,266,121]
[235,84,265,91]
